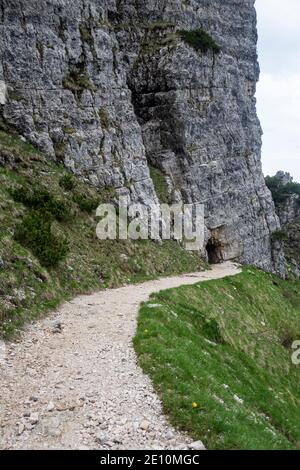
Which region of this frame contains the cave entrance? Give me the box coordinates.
[206,239,223,264]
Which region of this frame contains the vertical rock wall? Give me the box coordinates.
[0,0,285,274]
[115,0,285,273]
[0,0,157,204]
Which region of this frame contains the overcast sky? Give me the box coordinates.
[256,0,300,182]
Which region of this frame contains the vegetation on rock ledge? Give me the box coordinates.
[179,29,220,54]
[266,175,300,207]
[149,166,170,204]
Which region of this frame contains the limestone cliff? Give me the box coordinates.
[0,0,285,274]
[267,172,300,276]
[273,172,300,226]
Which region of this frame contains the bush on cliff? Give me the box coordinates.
[266,175,300,206]
[11,186,71,221]
[14,210,69,268]
[179,29,220,54]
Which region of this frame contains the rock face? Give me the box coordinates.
[0,0,157,205]
[283,219,300,277]
[274,172,300,226]
[0,0,285,274]
[272,172,300,276]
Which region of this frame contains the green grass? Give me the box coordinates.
[0,130,206,338]
[79,23,93,44]
[134,268,300,450]
[59,173,76,191]
[145,22,176,32]
[62,66,96,100]
[149,166,170,204]
[139,33,179,56]
[136,26,220,59]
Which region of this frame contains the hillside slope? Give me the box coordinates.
[135,268,300,450]
[0,129,206,338]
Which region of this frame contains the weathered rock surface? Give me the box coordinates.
[274,172,300,226]
[284,220,300,277]
[0,0,157,205]
[0,0,284,274]
[273,172,300,276]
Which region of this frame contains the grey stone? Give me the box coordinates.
[0,257,5,269]
[29,396,38,402]
[13,289,26,302]
[165,430,175,440]
[28,412,39,425]
[277,194,300,227]
[51,320,63,333]
[17,422,25,436]
[99,422,108,430]
[188,440,206,451]
[95,433,109,445]
[47,401,55,412]
[140,420,150,431]
[275,171,294,187]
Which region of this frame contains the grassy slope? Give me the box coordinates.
[0,130,206,338]
[134,268,300,450]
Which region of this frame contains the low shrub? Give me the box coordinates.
[272,230,288,242]
[278,321,299,349]
[202,317,225,344]
[11,186,71,221]
[59,173,76,191]
[266,175,300,206]
[62,68,95,94]
[14,211,69,267]
[72,192,99,213]
[53,142,66,161]
[179,29,220,54]
[79,23,93,45]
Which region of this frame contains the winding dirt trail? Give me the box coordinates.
[0,261,241,450]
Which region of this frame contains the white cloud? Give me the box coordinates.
[256,0,300,181]
[257,73,300,132]
[256,0,300,40]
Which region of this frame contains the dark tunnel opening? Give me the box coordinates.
[206,239,224,264]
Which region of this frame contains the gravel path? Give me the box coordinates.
[0,261,240,450]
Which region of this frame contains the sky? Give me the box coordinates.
[256,0,300,182]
